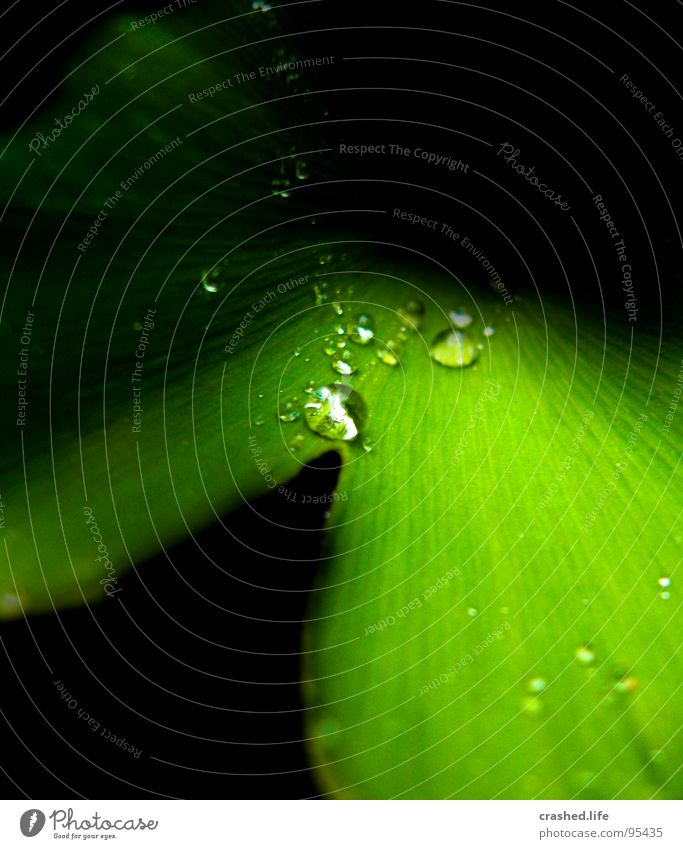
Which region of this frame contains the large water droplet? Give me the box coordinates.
[430,329,478,367]
[348,314,375,345]
[527,677,547,694]
[304,384,365,441]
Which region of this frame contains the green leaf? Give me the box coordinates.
[302,285,682,798]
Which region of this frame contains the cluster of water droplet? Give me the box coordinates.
[271,147,310,198]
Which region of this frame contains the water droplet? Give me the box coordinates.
[303,384,365,441]
[333,324,345,335]
[377,339,402,366]
[483,326,495,337]
[430,329,478,367]
[295,159,309,180]
[278,402,300,423]
[658,577,671,588]
[293,347,302,357]
[323,338,337,356]
[289,434,305,452]
[348,314,375,345]
[332,350,357,376]
[313,282,328,305]
[304,356,311,363]
[574,645,595,666]
[527,677,547,694]
[331,302,344,316]
[521,695,543,716]
[201,267,224,293]
[466,606,478,617]
[304,379,317,395]
[254,417,265,427]
[398,298,425,331]
[614,673,638,694]
[318,254,333,266]
[0,594,22,616]
[660,591,671,600]
[449,308,472,328]
[252,0,271,10]
[362,438,375,453]
[271,178,290,197]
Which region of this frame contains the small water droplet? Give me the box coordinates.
[289,434,305,452]
[201,267,224,293]
[332,350,357,376]
[398,298,425,331]
[313,282,328,305]
[318,254,333,266]
[323,338,337,356]
[254,417,265,427]
[449,308,472,328]
[521,695,543,716]
[293,347,302,357]
[278,402,300,423]
[614,673,638,694]
[658,576,671,588]
[271,178,290,197]
[660,591,671,600]
[430,329,478,367]
[527,677,546,694]
[348,314,375,345]
[304,356,311,363]
[483,326,495,337]
[574,645,595,666]
[304,384,365,441]
[362,438,375,453]
[377,339,402,366]
[331,302,344,316]
[333,324,345,335]
[257,392,264,399]
[295,159,309,180]
[466,606,478,617]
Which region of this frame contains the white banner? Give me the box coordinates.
[0,800,680,848]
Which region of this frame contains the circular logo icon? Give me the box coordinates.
[20,810,46,837]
